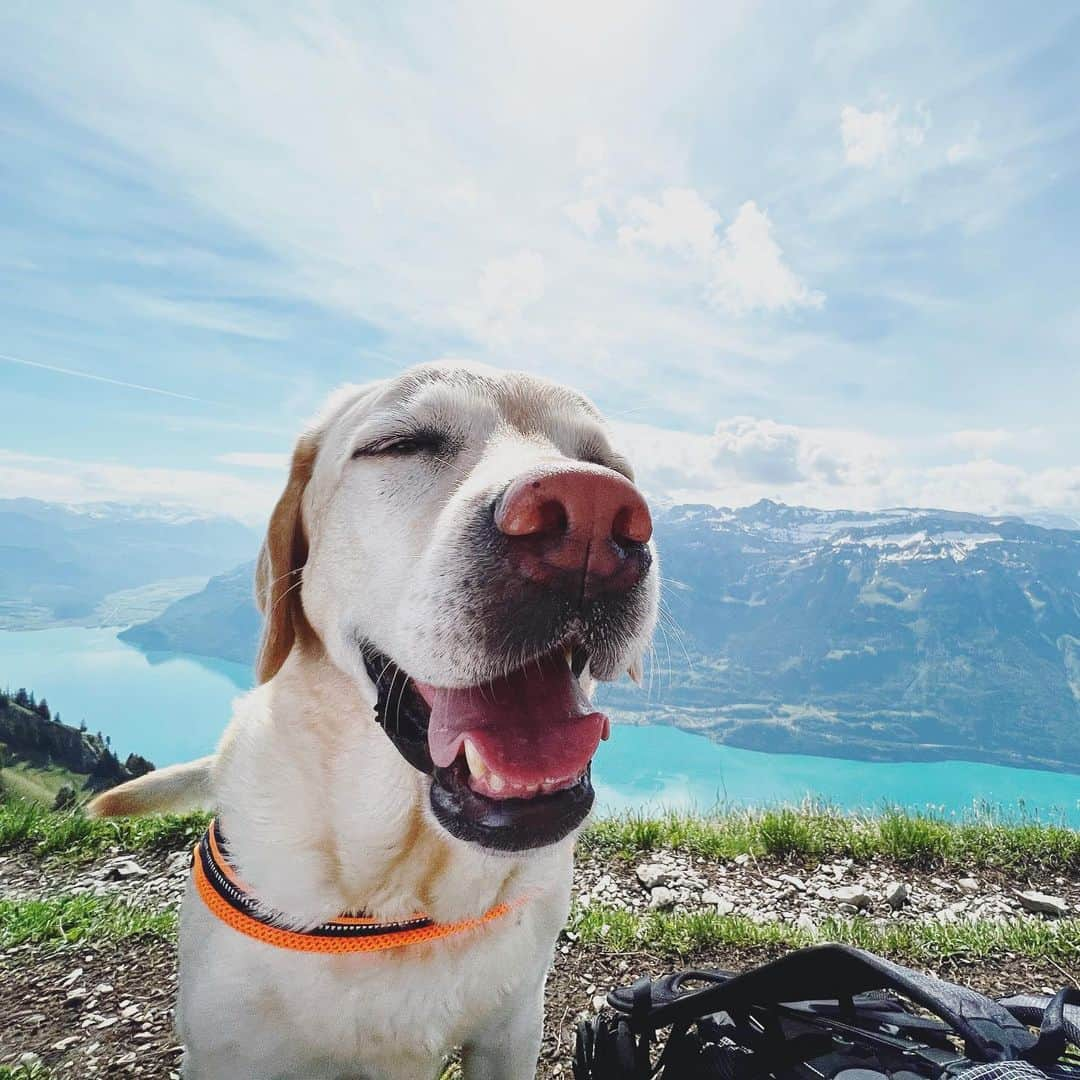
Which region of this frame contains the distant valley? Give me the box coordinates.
[4,499,1080,774]
[0,498,259,630]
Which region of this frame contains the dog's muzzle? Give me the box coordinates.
[363,647,603,852]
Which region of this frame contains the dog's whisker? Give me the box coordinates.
[653,595,692,678]
[388,665,408,736]
[269,575,305,617]
[265,565,303,590]
[392,665,410,737]
[431,452,471,480]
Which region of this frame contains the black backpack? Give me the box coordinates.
[574,944,1080,1080]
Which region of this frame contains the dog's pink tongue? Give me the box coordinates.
[420,654,607,788]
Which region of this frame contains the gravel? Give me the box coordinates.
[4,841,1079,1076]
[576,848,1080,926]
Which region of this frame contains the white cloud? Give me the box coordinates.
[0,450,277,523]
[564,198,603,237]
[2,5,710,385]
[619,188,721,260]
[6,413,1078,530]
[562,134,615,237]
[575,133,609,174]
[712,417,806,484]
[949,429,1012,458]
[619,192,822,315]
[709,202,825,315]
[910,460,1061,517]
[841,106,898,167]
[442,179,482,210]
[611,417,887,508]
[610,419,1080,523]
[840,104,929,168]
[3,1,1073,485]
[712,416,855,485]
[453,250,547,347]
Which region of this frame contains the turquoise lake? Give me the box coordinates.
[5,626,1080,823]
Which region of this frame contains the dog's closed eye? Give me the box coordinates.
[352,429,446,458]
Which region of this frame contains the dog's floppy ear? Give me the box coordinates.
[254,432,320,683]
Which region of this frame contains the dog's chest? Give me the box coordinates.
[177,879,567,1072]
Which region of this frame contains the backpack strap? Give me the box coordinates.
[1000,989,1080,1057]
[1012,987,1080,1065]
[607,945,1037,1062]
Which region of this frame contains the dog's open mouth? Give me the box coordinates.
[362,644,607,851]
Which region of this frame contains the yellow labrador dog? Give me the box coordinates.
[91,361,658,1079]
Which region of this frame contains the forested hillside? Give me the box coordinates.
[0,687,153,805]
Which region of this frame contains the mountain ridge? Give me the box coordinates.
[0,498,260,630]
[114,500,1080,772]
[599,499,1080,771]
[117,561,260,666]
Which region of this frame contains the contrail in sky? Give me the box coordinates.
[0,351,218,404]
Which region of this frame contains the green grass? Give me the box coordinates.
[0,1064,51,1080]
[0,758,88,806]
[0,894,177,949]
[0,796,209,860]
[569,902,1080,963]
[582,805,1080,874]
[4,792,1080,876]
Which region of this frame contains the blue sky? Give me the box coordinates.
[1,1,1078,524]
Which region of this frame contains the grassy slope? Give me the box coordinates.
[0,758,88,806]
[0,696,103,806]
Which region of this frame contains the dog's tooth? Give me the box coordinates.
[487,770,506,794]
[563,645,573,668]
[464,739,487,780]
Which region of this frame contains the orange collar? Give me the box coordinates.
[192,817,517,954]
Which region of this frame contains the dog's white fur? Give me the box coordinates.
[91,362,658,1079]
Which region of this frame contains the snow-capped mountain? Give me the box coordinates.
[599,500,1080,771]
[114,498,1080,771]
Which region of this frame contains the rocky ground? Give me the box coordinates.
[2,842,1077,1077]
[574,845,1078,924]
